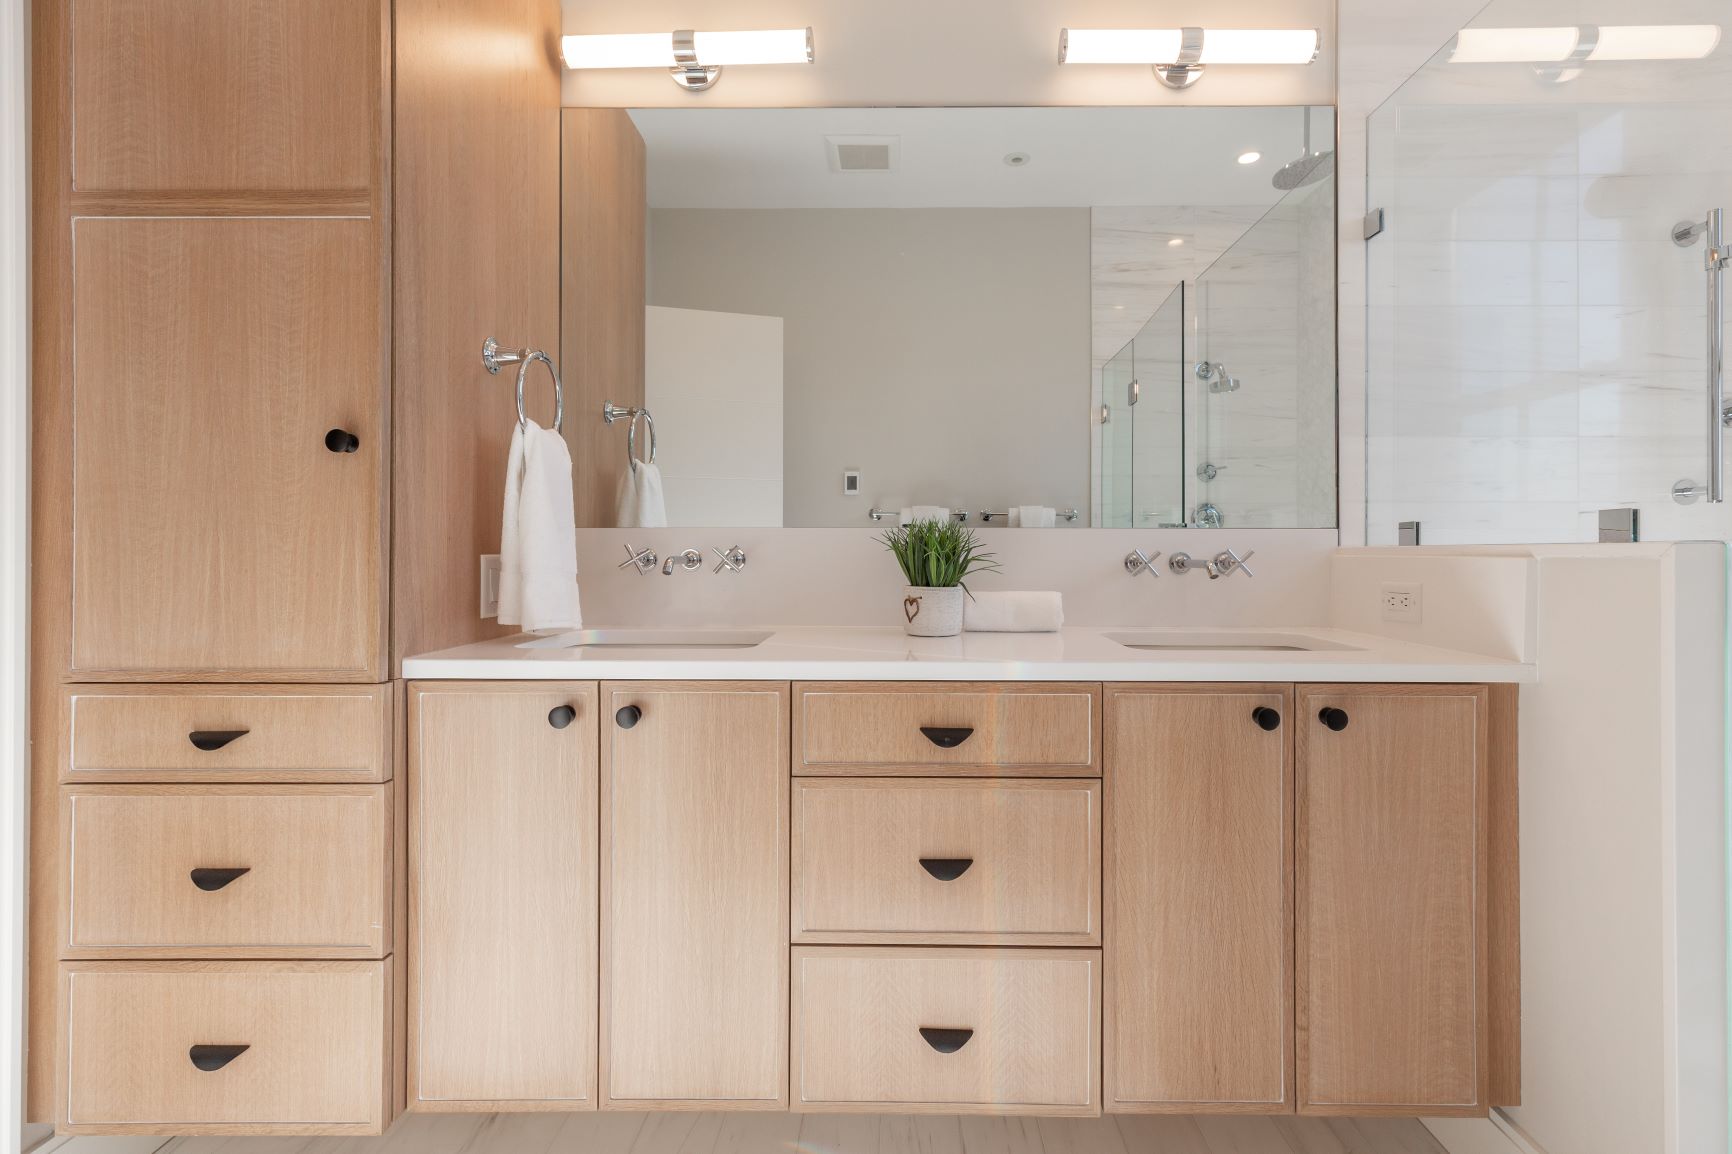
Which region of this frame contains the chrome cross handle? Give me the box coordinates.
[1124,548,1161,578]
[618,543,658,575]
[1212,548,1255,579]
[713,545,748,574]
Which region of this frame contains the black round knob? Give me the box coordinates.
[325,428,360,454]
[1318,707,1350,732]
[547,705,576,730]
[1252,706,1281,731]
[615,705,642,730]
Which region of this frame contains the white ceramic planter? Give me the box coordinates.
[901,585,965,637]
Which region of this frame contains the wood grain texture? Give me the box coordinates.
[1295,684,1489,1117]
[1103,685,1293,1114]
[66,684,392,783]
[390,0,562,670]
[61,785,391,959]
[561,108,646,527]
[1488,683,1520,1108]
[795,683,1101,776]
[792,778,1101,946]
[71,217,385,678]
[409,683,599,1110]
[791,946,1102,1115]
[58,960,391,1135]
[70,0,377,192]
[601,682,790,1109]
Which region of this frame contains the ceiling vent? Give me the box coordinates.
[826,135,898,173]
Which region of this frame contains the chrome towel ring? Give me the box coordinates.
[602,401,658,472]
[482,337,564,433]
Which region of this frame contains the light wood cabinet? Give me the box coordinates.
[601,682,789,1109]
[70,218,385,678]
[409,683,599,1110]
[1296,684,1489,1116]
[1104,685,1293,1114]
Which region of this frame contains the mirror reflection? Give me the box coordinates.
[559,105,1337,528]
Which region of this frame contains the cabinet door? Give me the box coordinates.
[1297,685,1489,1116]
[71,218,384,678]
[601,682,789,1109]
[410,683,599,1110]
[1104,685,1293,1113]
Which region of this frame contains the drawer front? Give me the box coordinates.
[59,961,389,1134]
[67,685,392,782]
[63,785,390,958]
[792,947,1101,1114]
[795,683,1100,776]
[792,779,1100,945]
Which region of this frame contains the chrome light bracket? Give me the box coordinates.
[1153,27,1206,89]
[670,29,721,91]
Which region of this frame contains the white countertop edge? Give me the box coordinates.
[402,626,1534,684]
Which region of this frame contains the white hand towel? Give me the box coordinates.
[900,505,950,526]
[963,591,1064,633]
[615,460,667,529]
[1015,505,1056,528]
[498,420,582,634]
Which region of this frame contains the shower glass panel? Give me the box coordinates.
[1191,132,1337,529]
[1365,0,1732,544]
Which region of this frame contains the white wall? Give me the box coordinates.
[647,207,1091,526]
[560,0,1336,109]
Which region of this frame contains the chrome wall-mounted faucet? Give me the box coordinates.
[661,548,703,575]
[1168,548,1256,580]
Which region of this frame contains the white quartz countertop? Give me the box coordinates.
[402,626,1533,683]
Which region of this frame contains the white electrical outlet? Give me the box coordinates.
[1380,582,1422,623]
[479,554,502,618]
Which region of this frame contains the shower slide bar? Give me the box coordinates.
[1673,208,1730,504]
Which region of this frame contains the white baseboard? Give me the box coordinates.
[1423,1111,1548,1154]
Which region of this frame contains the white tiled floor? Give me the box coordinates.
[134,1113,1451,1154]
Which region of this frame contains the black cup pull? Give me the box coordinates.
[190,867,251,892]
[548,705,577,730]
[188,1044,250,1072]
[1252,706,1282,732]
[919,726,974,749]
[918,1027,974,1054]
[324,428,361,454]
[918,857,974,882]
[1318,707,1350,732]
[615,705,642,730]
[188,729,248,752]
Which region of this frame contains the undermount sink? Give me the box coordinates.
[1105,630,1361,653]
[516,629,773,650]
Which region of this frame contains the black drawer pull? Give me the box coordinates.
[919,1027,974,1054]
[324,428,361,454]
[190,867,251,892]
[188,1044,250,1072]
[919,726,974,749]
[1252,706,1282,731]
[188,730,248,752]
[616,705,642,729]
[1318,707,1350,732]
[919,857,973,881]
[548,705,577,729]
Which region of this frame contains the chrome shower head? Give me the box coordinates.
[1271,111,1333,191]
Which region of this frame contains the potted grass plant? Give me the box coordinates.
[878,518,1001,637]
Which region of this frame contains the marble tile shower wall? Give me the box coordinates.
[1366,97,1732,544]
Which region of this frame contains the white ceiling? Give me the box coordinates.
[631,106,1330,209]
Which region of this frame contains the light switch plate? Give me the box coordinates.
[480,554,501,618]
[1380,582,1422,623]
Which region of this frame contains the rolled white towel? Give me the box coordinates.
[963,591,1064,633]
[900,505,950,525]
[1015,505,1057,528]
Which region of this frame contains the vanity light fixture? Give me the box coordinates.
[561,27,814,91]
[1058,27,1320,89]
[1448,24,1719,81]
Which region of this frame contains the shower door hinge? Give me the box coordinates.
[1363,208,1386,241]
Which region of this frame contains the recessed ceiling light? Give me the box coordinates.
[1237,150,1261,165]
[1167,237,1185,246]
[1003,152,1032,167]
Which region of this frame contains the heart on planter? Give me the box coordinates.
[903,595,922,622]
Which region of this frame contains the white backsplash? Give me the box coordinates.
[572,528,1337,628]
